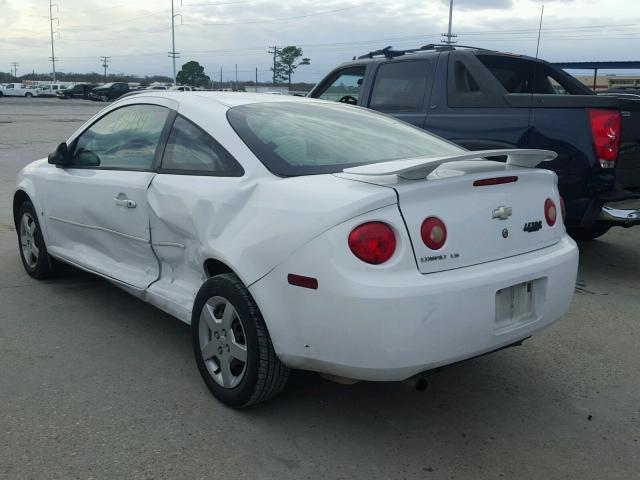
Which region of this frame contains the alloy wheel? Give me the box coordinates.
[19,212,39,269]
[198,296,248,388]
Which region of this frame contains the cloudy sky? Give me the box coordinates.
[2,0,640,82]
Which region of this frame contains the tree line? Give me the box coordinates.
[2,44,312,89]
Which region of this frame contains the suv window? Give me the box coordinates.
[476,54,590,95]
[72,104,169,170]
[316,67,365,103]
[369,61,429,112]
[160,116,243,175]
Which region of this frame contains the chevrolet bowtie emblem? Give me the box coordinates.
[492,206,513,220]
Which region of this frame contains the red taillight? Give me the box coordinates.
[348,222,396,264]
[545,198,557,226]
[587,109,620,168]
[473,176,518,187]
[421,217,447,250]
[560,197,566,223]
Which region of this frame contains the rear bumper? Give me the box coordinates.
[250,235,579,382]
[599,197,640,224]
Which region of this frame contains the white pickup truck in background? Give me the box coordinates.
[0,83,39,97]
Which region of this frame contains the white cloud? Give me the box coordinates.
[2,0,640,80]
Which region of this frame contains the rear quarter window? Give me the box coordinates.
[369,61,430,112]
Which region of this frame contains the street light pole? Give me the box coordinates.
[49,0,58,82]
[168,0,182,85]
[441,0,457,44]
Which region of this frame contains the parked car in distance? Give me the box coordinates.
[310,45,640,240]
[36,84,66,97]
[88,82,131,102]
[146,85,169,91]
[57,84,98,99]
[0,83,38,97]
[168,85,194,92]
[14,92,578,407]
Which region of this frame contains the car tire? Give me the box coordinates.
[100,95,109,102]
[25,92,32,98]
[16,201,56,279]
[192,273,289,407]
[567,225,611,241]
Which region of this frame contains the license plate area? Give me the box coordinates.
[495,279,541,333]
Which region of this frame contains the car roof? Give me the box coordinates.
[118,91,318,109]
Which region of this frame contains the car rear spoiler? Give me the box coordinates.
[342,149,557,180]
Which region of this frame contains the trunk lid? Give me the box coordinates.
[339,158,564,273]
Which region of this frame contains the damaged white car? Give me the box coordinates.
[14,93,579,407]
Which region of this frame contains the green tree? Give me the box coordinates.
[176,61,210,87]
[270,46,310,89]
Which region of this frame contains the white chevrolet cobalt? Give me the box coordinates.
[14,92,579,407]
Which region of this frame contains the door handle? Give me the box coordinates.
[114,196,137,208]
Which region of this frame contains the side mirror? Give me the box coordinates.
[48,142,71,166]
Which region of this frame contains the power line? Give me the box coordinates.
[10,62,19,79]
[183,1,378,26]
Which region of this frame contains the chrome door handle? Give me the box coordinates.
[114,197,137,208]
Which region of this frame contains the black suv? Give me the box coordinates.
[57,84,97,99]
[310,45,640,240]
[88,82,131,102]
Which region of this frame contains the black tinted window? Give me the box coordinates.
[476,54,591,95]
[161,116,243,175]
[369,61,429,112]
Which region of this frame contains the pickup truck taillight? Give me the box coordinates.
[587,109,621,169]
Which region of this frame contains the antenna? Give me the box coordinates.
[526,4,544,137]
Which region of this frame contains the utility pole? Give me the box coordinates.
[441,0,457,45]
[10,62,19,79]
[220,66,223,89]
[268,46,278,85]
[49,0,59,82]
[255,67,258,86]
[168,0,182,85]
[100,56,110,83]
[235,64,238,90]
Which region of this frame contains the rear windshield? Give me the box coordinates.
[226,101,462,176]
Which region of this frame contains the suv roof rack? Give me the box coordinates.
[357,44,492,60]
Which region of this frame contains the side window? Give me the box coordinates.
[476,55,588,95]
[369,61,429,112]
[72,104,169,170]
[316,67,365,103]
[160,116,243,176]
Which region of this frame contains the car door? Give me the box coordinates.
[366,59,434,128]
[424,52,531,151]
[146,115,245,313]
[4,84,17,96]
[43,102,173,289]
